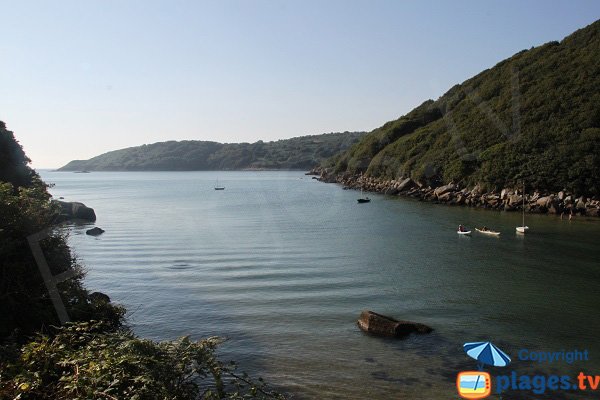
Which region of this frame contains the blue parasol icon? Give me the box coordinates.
[463,341,511,370]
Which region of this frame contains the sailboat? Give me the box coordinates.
[214,178,225,190]
[357,175,370,203]
[516,182,528,233]
[357,189,370,203]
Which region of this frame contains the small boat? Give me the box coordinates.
[516,182,529,234]
[457,230,472,235]
[357,183,370,203]
[476,228,501,236]
[214,178,225,190]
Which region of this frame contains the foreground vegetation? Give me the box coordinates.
[326,20,600,196]
[59,131,365,171]
[0,121,285,399]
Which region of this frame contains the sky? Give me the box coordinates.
[1,1,600,168]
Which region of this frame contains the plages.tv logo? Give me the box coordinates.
[457,342,511,399]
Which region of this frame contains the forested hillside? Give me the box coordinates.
[326,20,600,196]
[59,132,364,171]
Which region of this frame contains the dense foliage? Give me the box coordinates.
[59,132,365,171]
[0,122,285,399]
[0,321,285,400]
[0,123,123,339]
[327,20,600,195]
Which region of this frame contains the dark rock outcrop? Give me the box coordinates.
[55,201,96,222]
[86,227,105,236]
[89,292,111,303]
[357,310,432,338]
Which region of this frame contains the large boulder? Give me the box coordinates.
[55,201,96,222]
[397,178,416,192]
[536,196,553,208]
[438,192,453,202]
[434,183,456,197]
[564,195,573,204]
[508,194,523,207]
[470,184,483,196]
[576,197,587,211]
[357,310,432,338]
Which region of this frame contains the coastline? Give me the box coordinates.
[309,167,600,218]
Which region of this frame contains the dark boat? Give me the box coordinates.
[357,183,370,203]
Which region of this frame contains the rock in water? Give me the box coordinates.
[86,227,105,236]
[56,200,97,222]
[89,292,111,303]
[357,310,432,337]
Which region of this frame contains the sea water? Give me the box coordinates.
[41,170,600,399]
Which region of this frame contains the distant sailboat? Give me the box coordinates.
[516,182,529,233]
[214,179,225,190]
[357,193,371,203]
[357,175,370,203]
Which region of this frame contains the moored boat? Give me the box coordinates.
[476,228,501,236]
[516,182,529,234]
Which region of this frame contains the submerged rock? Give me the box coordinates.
[357,310,432,338]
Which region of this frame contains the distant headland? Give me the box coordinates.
[58,132,365,172]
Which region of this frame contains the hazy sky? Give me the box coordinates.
[1,1,599,167]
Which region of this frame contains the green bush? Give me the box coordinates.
[0,321,285,400]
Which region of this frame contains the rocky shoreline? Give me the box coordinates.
[307,168,600,218]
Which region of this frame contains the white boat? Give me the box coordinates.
[457,230,472,235]
[516,182,528,234]
[476,228,501,236]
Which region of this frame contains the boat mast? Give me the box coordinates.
[522,182,525,227]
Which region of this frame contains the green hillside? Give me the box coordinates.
[59,132,364,171]
[326,20,600,196]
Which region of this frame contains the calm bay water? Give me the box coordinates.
[41,170,600,399]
